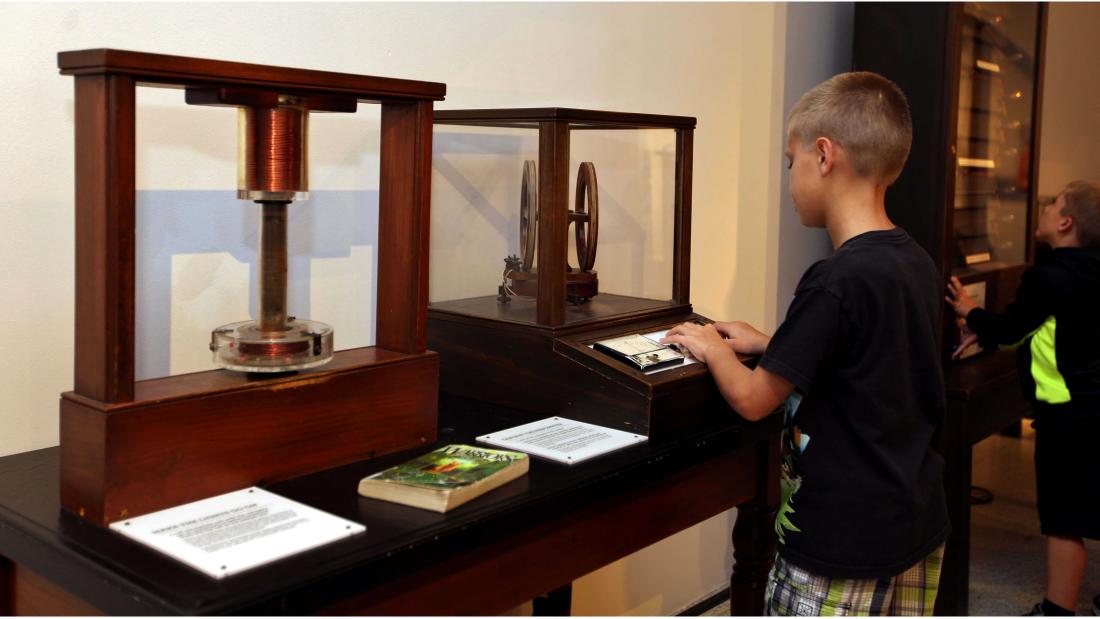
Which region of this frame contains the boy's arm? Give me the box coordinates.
[964,268,1056,349]
[664,286,839,421]
[708,346,795,420]
[662,323,795,421]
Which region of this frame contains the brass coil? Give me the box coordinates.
[239,105,308,197]
[238,340,311,358]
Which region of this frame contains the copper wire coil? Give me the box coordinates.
[238,340,311,358]
[242,105,307,194]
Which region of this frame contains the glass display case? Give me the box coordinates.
[953,3,1041,270]
[428,108,730,436]
[55,48,443,526]
[952,2,1043,355]
[430,108,689,327]
[854,2,1045,360]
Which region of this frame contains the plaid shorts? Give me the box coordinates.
[764,545,945,616]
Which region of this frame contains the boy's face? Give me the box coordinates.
[1035,192,1068,245]
[785,135,827,228]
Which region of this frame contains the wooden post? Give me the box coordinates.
[72,74,136,403]
[377,99,434,354]
[673,128,694,305]
[537,121,569,326]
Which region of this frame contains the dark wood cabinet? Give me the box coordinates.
[853,2,1046,355]
[853,4,1047,614]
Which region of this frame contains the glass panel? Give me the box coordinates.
[569,129,676,304]
[135,89,381,379]
[430,124,542,323]
[429,122,677,326]
[953,2,1039,274]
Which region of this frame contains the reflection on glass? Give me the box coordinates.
[953,2,1040,274]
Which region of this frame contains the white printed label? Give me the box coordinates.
[110,487,365,579]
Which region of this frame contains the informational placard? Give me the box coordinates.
[593,333,684,370]
[589,329,701,375]
[109,487,365,579]
[476,417,648,465]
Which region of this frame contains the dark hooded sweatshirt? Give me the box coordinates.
[966,246,1100,419]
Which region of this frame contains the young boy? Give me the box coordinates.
[946,180,1100,616]
[663,72,949,616]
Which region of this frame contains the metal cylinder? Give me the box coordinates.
[238,103,308,201]
[258,201,289,334]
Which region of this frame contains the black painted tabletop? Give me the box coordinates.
[0,398,779,615]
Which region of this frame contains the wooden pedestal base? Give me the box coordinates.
[427,301,732,438]
[507,268,599,303]
[60,347,438,526]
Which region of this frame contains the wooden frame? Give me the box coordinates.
[57,49,445,526]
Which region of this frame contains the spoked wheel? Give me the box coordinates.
[572,161,599,272]
[519,159,538,271]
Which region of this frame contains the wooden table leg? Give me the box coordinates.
[533,583,573,616]
[730,436,780,615]
[1,555,12,615]
[935,399,972,616]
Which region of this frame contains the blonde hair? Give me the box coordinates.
[787,71,913,184]
[1061,180,1100,248]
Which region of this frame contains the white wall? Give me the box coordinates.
[0,2,852,614]
[1037,2,1100,198]
[775,3,852,323]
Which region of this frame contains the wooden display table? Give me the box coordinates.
[0,398,780,615]
[935,350,1031,615]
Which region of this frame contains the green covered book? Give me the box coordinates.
[357,444,529,513]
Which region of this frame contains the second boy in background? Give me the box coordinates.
[947,180,1100,616]
[663,72,949,616]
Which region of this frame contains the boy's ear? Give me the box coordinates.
[814,137,835,177]
[1057,214,1075,234]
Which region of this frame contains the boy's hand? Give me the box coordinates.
[713,321,770,355]
[945,276,979,317]
[952,331,979,360]
[661,322,729,364]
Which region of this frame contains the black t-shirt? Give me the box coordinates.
[758,228,950,579]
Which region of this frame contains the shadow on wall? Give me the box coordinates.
[134,190,379,380]
[433,131,529,241]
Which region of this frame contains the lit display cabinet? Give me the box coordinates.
[853,4,1046,614]
[952,3,1044,355]
[854,2,1046,358]
[429,108,733,437]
